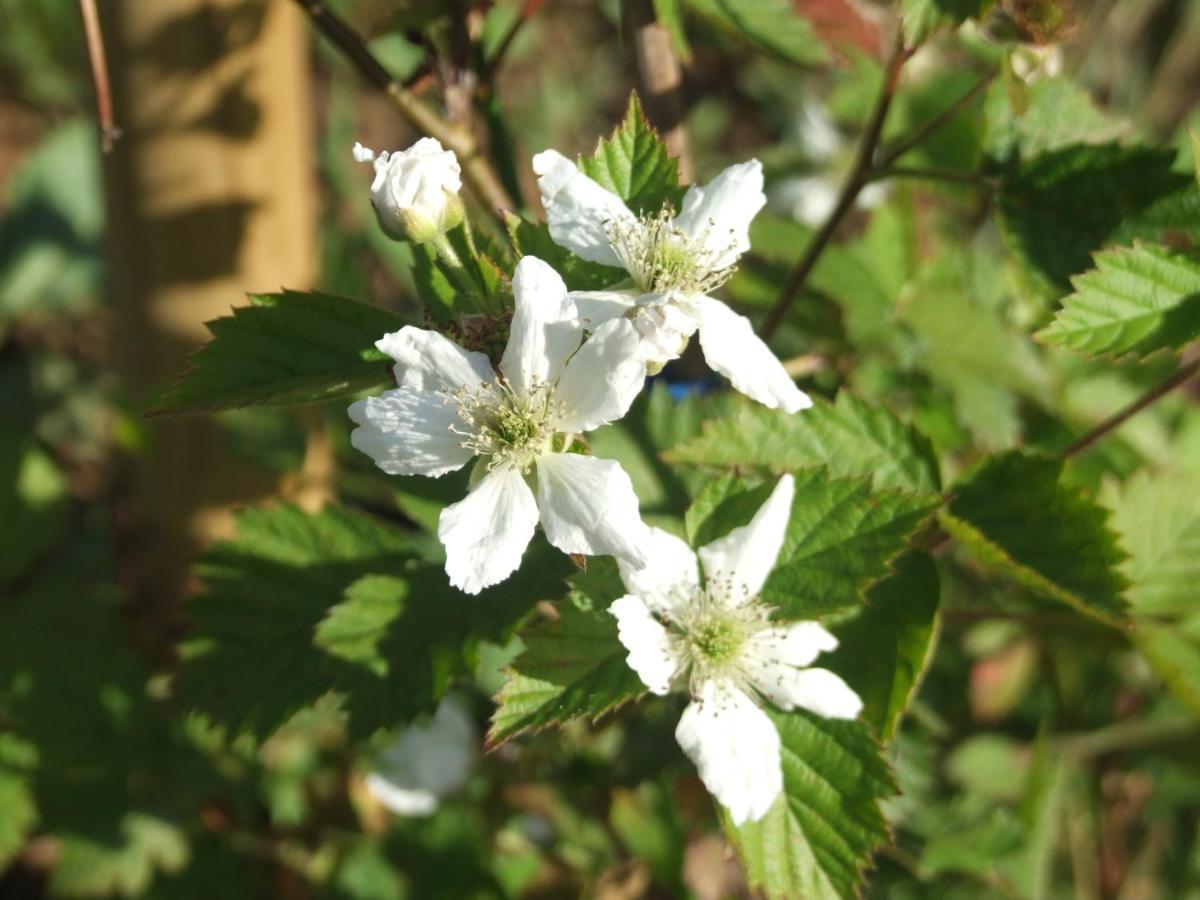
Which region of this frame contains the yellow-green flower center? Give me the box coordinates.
[607,206,737,295]
[448,380,561,471]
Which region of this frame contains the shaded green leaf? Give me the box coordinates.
[826,552,940,742]
[902,0,993,45]
[941,451,1129,626]
[666,393,942,493]
[985,77,1126,160]
[0,745,36,868]
[996,143,1199,295]
[153,290,403,414]
[725,710,895,900]
[683,0,827,66]
[489,604,645,746]
[178,503,572,739]
[504,212,624,291]
[579,93,682,214]
[1037,242,1200,360]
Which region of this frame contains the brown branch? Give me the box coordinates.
[869,165,996,187]
[1061,358,1200,458]
[622,0,693,182]
[759,29,909,342]
[78,0,119,152]
[875,70,995,170]
[291,0,514,217]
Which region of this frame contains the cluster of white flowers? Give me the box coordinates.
[349,137,861,823]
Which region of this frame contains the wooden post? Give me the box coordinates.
[101,0,318,613]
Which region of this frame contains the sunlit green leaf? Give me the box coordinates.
[579,93,682,214]
[666,392,942,493]
[1037,242,1200,360]
[684,0,827,66]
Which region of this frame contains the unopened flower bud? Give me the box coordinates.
[353,139,464,243]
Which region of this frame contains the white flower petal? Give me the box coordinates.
[671,160,765,271]
[674,679,782,825]
[554,319,647,433]
[756,667,862,720]
[699,474,794,602]
[438,465,538,594]
[364,773,438,817]
[501,256,582,395]
[376,326,494,393]
[348,388,473,477]
[609,594,681,695]
[532,149,636,268]
[535,453,649,564]
[569,289,639,330]
[616,528,700,617]
[746,621,838,669]
[629,292,700,365]
[691,297,812,413]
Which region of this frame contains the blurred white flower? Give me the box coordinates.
[1010,44,1064,84]
[354,138,464,243]
[365,697,476,816]
[348,255,650,594]
[609,475,862,824]
[532,151,810,414]
[768,102,888,227]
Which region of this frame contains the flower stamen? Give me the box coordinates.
[605,205,738,295]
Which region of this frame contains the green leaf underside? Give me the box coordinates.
[666,392,942,493]
[489,604,645,746]
[579,93,682,214]
[902,0,993,46]
[826,552,940,742]
[725,709,895,900]
[997,143,1199,295]
[178,503,572,739]
[682,0,828,66]
[1037,242,1200,360]
[690,469,939,618]
[942,451,1129,626]
[152,290,403,414]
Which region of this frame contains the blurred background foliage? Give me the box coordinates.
[1,0,1200,897]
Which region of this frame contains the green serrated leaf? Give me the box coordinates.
[503,212,625,291]
[683,0,827,66]
[153,290,403,414]
[825,552,939,742]
[314,575,408,677]
[1109,470,1200,618]
[489,604,645,746]
[996,143,1200,296]
[1037,242,1200,360]
[694,469,939,618]
[179,503,571,739]
[901,0,993,45]
[49,814,189,898]
[579,93,682,214]
[941,451,1129,627]
[666,393,942,493]
[725,709,895,900]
